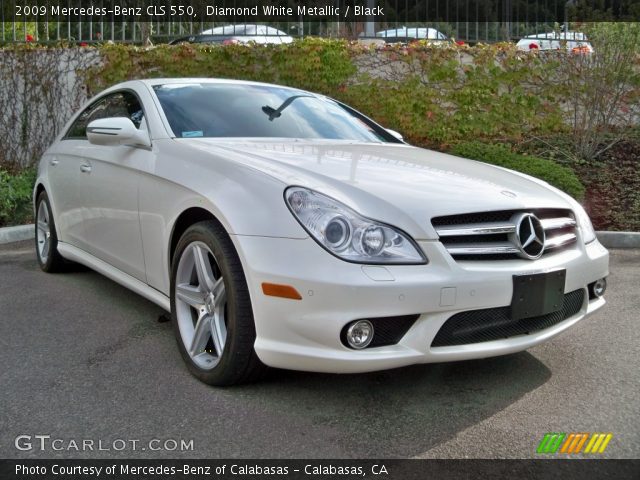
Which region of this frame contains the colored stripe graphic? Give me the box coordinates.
[537,433,566,454]
[560,433,589,453]
[584,433,613,454]
[598,434,613,453]
[540,433,613,454]
[536,434,553,454]
[573,433,589,453]
[560,434,575,453]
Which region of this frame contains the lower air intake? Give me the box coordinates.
[431,289,585,347]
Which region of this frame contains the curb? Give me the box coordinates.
[0,224,33,245]
[596,231,640,249]
[0,225,639,248]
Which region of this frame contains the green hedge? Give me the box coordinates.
[449,142,585,200]
[84,40,567,150]
[0,168,36,227]
[86,38,356,97]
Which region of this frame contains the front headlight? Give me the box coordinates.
[285,187,427,264]
[575,204,596,244]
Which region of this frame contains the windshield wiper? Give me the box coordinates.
[262,94,315,121]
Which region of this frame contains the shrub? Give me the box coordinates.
[449,141,585,200]
[556,22,640,160]
[0,167,36,227]
[83,41,567,151]
[335,42,566,149]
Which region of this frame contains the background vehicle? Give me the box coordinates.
[375,26,449,44]
[170,25,293,45]
[516,31,593,53]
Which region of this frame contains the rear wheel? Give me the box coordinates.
[35,191,66,272]
[170,221,266,386]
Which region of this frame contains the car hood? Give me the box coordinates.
[182,139,573,239]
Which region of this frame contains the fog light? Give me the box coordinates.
[593,278,607,297]
[345,320,374,349]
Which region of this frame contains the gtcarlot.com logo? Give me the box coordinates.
[14,435,194,452]
[537,432,613,454]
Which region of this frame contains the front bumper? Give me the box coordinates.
[233,234,609,373]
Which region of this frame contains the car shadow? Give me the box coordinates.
[8,242,89,273]
[234,353,551,458]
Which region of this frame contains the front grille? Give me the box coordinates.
[431,289,585,347]
[341,314,420,349]
[432,209,578,261]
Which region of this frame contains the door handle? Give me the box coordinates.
[80,164,92,173]
[49,159,59,166]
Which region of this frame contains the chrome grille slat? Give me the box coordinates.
[545,233,577,249]
[436,223,516,237]
[446,243,520,255]
[541,217,577,230]
[432,209,577,261]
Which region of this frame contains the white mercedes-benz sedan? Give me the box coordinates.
[34,78,609,385]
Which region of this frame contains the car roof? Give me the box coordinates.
[143,78,301,88]
[105,78,312,96]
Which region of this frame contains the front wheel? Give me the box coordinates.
[170,221,266,386]
[35,191,66,272]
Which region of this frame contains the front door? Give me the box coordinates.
[75,91,150,282]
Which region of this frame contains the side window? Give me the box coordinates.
[65,91,144,139]
[65,98,107,139]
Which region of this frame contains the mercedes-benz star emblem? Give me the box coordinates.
[511,213,545,260]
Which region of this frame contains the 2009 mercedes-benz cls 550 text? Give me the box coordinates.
[34,79,609,385]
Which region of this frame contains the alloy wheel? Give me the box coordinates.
[36,201,51,263]
[174,241,227,370]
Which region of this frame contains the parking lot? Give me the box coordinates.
[1,240,638,459]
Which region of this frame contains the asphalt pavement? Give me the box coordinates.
[0,240,638,459]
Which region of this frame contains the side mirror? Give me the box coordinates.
[386,128,404,141]
[87,117,150,147]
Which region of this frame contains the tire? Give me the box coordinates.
[170,220,266,386]
[35,191,66,273]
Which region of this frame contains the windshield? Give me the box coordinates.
[153,83,392,142]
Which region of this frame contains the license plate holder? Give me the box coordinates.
[511,270,566,321]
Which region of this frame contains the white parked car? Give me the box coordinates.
[516,31,593,53]
[376,26,449,43]
[34,79,609,385]
[199,24,293,44]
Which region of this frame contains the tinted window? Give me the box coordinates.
[153,83,392,142]
[66,91,144,139]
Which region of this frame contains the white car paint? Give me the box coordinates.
[376,27,448,41]
[35,78,608,374]
[516,31,594,53]
[200,24,293,44]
